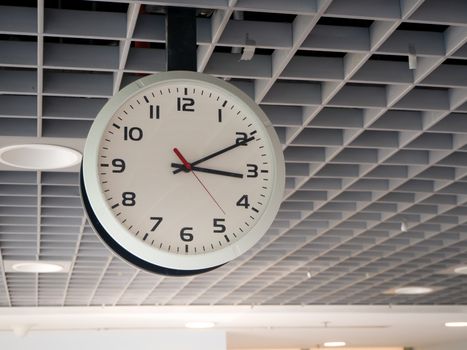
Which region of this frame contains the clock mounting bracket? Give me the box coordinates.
[166,7,197,72]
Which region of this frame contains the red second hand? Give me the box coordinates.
[173,147,225,214]
[173,147,191,171]
[191,171,226,215]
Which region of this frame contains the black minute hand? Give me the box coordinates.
[172,136,255,174]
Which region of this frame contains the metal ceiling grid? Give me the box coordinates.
[0,0,467,307]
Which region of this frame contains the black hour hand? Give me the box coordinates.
[171,163,243,178]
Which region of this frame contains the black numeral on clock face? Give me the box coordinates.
[247,164,258,178]
[235,132,248,145]
[213,218,226,233]
[180,227,194,241]
[112,159,125,173]
[150,217,163,231]
[121,192,136,206]
[236,195,250,208]
[124,127,143,141]
[149,105,160,119]
[177,97,195,112]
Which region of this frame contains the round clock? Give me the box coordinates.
[81,71,285,276]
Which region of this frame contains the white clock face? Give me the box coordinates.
[82,72,284,274]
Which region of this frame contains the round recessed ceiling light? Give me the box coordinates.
[394,286,434,295]
[445,322,467,327]
[185,321,215,329]
[0,144,82,170]
[324,341,346,347]
[12,262,64,273]
[453,266,467,275]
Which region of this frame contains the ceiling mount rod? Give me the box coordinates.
[166,7,197,72]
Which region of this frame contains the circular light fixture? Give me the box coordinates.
[445,322,467,327]
[453,266,467,275]
[393,286,434,295]
[185,321,215,329]
[0,144,82,170]
[12,262,64,273]
[324,341,346,347]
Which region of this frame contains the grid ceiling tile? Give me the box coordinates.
[0,0,466,307]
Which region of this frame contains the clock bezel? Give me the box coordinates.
[81,71,285,273]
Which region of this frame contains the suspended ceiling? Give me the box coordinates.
[0,0,467,310]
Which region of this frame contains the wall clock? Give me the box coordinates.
[81,71,285,276]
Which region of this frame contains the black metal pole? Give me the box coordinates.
[166,7,197,71]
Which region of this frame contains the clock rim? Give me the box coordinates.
[81,71,285,271]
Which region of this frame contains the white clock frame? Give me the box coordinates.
[81,71,285,275]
